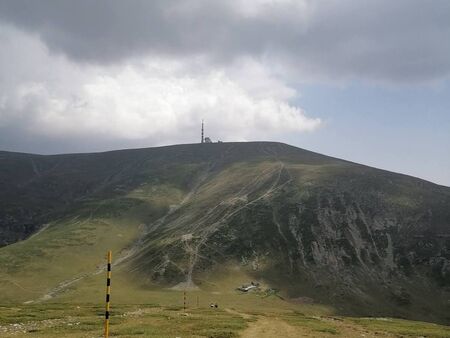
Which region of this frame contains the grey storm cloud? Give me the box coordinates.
[1,0,450,83]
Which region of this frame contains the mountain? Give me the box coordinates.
[0,142,449,323]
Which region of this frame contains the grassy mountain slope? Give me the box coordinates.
[0,142,449,324]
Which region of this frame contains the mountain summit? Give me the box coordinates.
[0,142,449,322]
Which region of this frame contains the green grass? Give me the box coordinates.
[282,312,341,335]
[350,317,450,337]
[0,304,248,338]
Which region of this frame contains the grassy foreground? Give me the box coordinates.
[1,301,449,338]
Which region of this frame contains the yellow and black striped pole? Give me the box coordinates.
[183,290,186,312]
[104,250,112,338]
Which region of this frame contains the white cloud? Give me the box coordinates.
[0,26,320,147]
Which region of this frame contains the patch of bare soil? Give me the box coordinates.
[225,308,253,320]
[240,317,299,338]
[240,315,397,338]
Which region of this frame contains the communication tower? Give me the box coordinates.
[201,120,204,143]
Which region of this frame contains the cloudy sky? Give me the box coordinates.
[0,0,449,186]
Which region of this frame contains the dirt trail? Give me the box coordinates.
[240,317,299,338]
[240,315,397,338]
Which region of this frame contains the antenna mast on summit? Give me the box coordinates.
[201,120,204,143]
